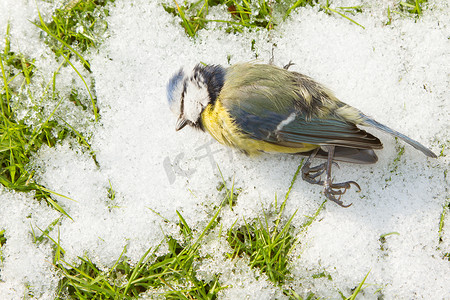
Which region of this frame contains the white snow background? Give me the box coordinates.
[0,0,449,298]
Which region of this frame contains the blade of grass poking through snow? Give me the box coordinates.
[301,199,326,228]
[34,187,73,221]
[31,217,61,244]
[58,117,92,152]
[36,185,76,203]
[192,206,221,251]
[227,162,329,296]
[217,164,239,209]
[174,0,196,38]
[0,229,5,246]
[3,37,66,213]
[177,209,193,237]
[28,78,65,148]
[189,0,211,35]
[284,0,318,20]
[56,241,165,297]
[60,52,98,121]
[0,57,11,118]
[228,0,273,30]
[346,271,370,300]
[399,0,427,16]
[53,226,64,264]
[124,208,225,297]
[276,159,303,226]
[147,206,171,223]
[0,229,5,265]
[227,209,298,287]
[226,163,306,290]
[321,1,365,29]
[438,199,449,256]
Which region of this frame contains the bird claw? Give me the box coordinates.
[324,190,352,208]
[330,181,361,192]
[301,162,326,185]
[323,181,360,207]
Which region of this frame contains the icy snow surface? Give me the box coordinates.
[0,0,449,298]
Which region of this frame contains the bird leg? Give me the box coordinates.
[301,148,325,184]
[301,146,361,207]
[301,148,338,184]
[322,146,360,207]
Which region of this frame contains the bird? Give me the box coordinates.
[166,62,437,207]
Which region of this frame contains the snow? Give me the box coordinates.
[0,0,449,298]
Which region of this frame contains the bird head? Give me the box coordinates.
[167,64,225,131]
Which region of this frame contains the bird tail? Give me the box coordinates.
[361,115,437,158]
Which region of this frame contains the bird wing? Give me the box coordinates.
[229,105,382,150]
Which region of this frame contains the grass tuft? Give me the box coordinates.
[226,162,325,297]
[166,0,432,37]
[399,0,427,16]
[1,0,114,216]
[54,208,225,298]
[1,24,74,218]
[163,0,372,38]
[34,0,116,71]
[164,0,319,37]
[386,0,428,25]
[32,0,116,121]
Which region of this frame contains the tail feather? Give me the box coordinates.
[362,115,437,158]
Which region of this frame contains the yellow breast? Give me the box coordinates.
[201,102,318,155]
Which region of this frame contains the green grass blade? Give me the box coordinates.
[60,52,98,121]
[346,271,370,300]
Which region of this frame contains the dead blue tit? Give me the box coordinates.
[166,62,437,207]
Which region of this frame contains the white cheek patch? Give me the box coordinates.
[183,81,210,122]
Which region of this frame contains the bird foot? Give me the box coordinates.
[301,146,360,207]
[301,161,326,185]
[323,181,361,207]
[301,161,340,185]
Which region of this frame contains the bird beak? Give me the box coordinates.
[175,117,188,131]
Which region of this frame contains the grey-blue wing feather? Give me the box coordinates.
[230,106,383,150]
